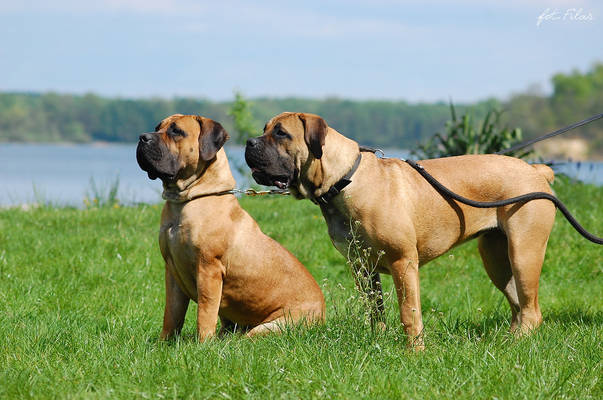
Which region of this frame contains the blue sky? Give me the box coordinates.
[1,0,601,102]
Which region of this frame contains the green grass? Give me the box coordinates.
[0,178,601,399]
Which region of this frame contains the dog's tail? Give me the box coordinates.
[532,164,555,184]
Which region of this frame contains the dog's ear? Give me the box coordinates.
[299,113,327,159]
[196,117,230,161]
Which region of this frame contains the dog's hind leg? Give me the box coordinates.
[503,200,555,334]
[246,308,324,338]
[478,230,521,331]
[506,238,548,334]
[246,320,284,337]
[245,318,287,337]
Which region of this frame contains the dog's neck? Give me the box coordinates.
[162,148,236,203]
[300,128,359,199]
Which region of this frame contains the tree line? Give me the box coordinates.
[1,63,601,156]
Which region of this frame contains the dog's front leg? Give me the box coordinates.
[391,253,424,350]
[160,263,190,340]
[196,261,224,342]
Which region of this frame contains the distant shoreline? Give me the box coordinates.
[1,141,601,162]
[0,140,137,146]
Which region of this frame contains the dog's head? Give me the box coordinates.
[245,112,330,197]
[136,114,229,184]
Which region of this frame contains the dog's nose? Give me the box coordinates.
[246,137,259,148]
[139,133,154,143]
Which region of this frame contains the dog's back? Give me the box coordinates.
[532,164,555,183]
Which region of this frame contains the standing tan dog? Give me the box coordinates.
[245,112,556,348]
[136,114,324,341]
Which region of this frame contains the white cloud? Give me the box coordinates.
[213,3,416,39]
[0,1,415,38]
[385,0,596,6]
[3,1,598,37]
[2,0,599,14]
[0,0,205,15]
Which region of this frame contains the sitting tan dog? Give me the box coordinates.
[136,114,325,340]
[245,112,556,348]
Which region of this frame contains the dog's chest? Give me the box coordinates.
[321,203,391,273]
[162,223,190,251]
[159,221,199,299]
[321,205,353,255]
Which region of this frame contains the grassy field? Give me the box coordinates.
[0,177,601,399]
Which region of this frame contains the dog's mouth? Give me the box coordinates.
[250,168,291,189]
[148,170,176,182]
[272,176,290,189]
[144,164,177,182]
[245,144,295,189]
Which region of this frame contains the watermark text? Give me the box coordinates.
[536,8,593,27]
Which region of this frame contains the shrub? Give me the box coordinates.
[413,103,531,159]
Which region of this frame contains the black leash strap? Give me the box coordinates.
[495,113,603,155]
[405,159,602,245]
[359,113,603,244]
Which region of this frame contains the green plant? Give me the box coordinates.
[413,102,531,159]
[226,91,262,188]
[227,91,258,145]
[31,183,49,207]
[84,176,120,208]
[343,220,390,330]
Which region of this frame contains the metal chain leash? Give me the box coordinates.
[232,188,290,196]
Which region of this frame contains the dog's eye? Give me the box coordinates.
[169,128,186,138]
[274,129,289,138]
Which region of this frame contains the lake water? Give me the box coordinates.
[0,143,601,207]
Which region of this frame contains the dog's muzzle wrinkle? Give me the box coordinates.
[138,134,163,162]
[244,143,269,170]
[136,133,178,181]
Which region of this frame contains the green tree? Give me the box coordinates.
[548,63,603,153]
[2,64,603,157]
[227,91,259,144]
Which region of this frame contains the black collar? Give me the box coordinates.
[314,153,362,206]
